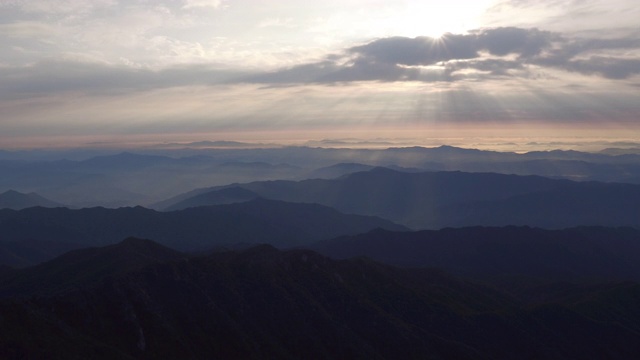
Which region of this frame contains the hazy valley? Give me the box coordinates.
[4,145,640,208]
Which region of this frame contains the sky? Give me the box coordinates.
[1,0,639,150]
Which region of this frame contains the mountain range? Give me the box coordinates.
[3,144,640,358]
[312,226,640,282]
[0,198,404,266]
[0,190,63,210]
[1,238,640,359]
[4,145,640,208]
[160,168,640,229]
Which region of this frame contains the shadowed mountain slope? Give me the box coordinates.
[0,190,63,210]
[0,238,82,268]
[161,168,640,229]
[1,239,640,359]
[0,198,405,262]
[0,237,185,297]
[311,226,640,282]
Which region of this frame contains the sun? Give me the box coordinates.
[396,0,494,39]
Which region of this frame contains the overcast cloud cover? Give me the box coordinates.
[0,0,639,148]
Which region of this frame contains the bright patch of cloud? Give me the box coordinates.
[2,0,116,15]
[240,27,640,84]
[182,0,224,9]
[0,21,60,38]
[1,0,639,148]
[484,0,640,34]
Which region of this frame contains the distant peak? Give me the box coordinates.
[247,243,278,252]
[342,166,398,179]
[111,237,184,260]
[238,243,279,256]
[119,237,162,248]
[368,166,396,173]
[245,196,269,203]
[112,237,178,253]
[0,189,62,210]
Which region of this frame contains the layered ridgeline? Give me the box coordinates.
[4,145,640,208]
[159,168,640,229]
[0,198,404,267]
[0,190,64,210]
[1,238,639,359]
[0,152,304,208]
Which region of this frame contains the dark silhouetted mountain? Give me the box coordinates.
[0,198,406,260]
[163,168,640,229]
[312,226,640,282]
[0,238,82,268]
[1,239,639,359]
[0,190,63,210]
[0,237,185,297]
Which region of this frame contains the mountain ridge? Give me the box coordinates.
[1,237,639,359]
[0,198,406,266]
[159,168,640,229]
[5,145,640,208]
[311,226,640,282]
[0,190,64,210]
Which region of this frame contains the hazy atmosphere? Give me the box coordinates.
[4,2,640,358]
[1,0,639,150]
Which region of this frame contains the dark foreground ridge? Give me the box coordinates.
[312,226,640,282]
[1,238,639,359]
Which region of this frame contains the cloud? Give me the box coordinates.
[241,27,556,84]
[564,57,640,79]
[483,0,640,35]
[0,60,250,99]
[257,18,297,29]
[348,35,478,66]
[2,26,639,95]
[534,36,640,79]
[0,21,60,38]
[348,27,556,66]
[242,27,640,84]
[182,0,224,9]
[475,27,556,57]
[446,59,525,77]
[2,0,116,15]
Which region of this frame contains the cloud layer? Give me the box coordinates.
[248,27,640,84]
[3,26,639,99]
[0,1,639,147]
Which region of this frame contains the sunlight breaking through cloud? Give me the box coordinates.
[0,1,638,148]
